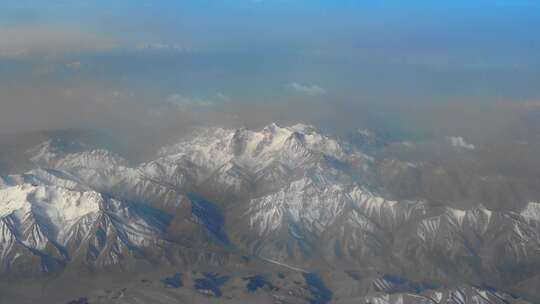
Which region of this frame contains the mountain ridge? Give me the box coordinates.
[0,122,539,303]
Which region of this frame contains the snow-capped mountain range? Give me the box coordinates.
[1,123,539,303]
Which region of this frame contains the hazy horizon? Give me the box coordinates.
[1,1,540,138]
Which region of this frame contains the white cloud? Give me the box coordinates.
[0,26,118,59]
[289,82,326,97]
[135,43,197,53]
[215,92,231,102]
[166,94,214,108]
[165,93,231,109]
[446,136,475,150]
[65,61,82,70]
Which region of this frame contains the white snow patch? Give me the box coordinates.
[446,136,475,150]
[521,202,540,222]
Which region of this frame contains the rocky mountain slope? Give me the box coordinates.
[1,123,539,303]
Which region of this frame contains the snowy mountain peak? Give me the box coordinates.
[262,122,281,133]
[29,138,128,171]
[0,174,172,273]
[521,202,540,222]
[289,123,320,134]
[153,123,350,180]
[0,184,102,225]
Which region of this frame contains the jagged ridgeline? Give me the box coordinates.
[0,123,539,303]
